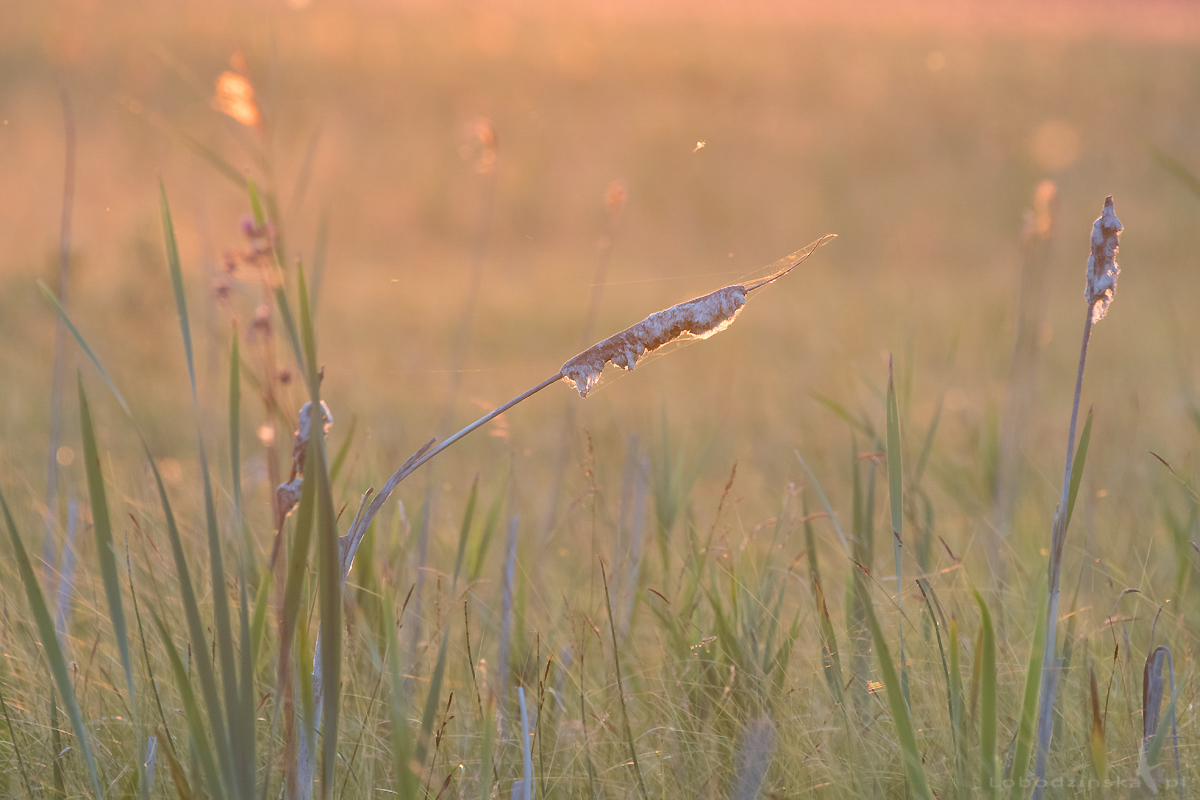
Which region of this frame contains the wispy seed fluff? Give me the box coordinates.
[560,285,747,397]
[1086,196,1122,323]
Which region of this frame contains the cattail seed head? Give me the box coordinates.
[561,284,747,397]
[1086,196,1122,323]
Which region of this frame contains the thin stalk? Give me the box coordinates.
[43,89,76,585]
[1031,303,1094,797]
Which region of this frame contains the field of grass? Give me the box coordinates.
[3,1,1200,798]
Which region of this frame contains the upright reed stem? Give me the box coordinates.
[1030,303,1094,798]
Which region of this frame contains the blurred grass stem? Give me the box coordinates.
[43,89,75,586]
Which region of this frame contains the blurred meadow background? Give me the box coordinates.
[3,0,1200,797]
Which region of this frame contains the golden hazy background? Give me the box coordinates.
[4,0,1200,558]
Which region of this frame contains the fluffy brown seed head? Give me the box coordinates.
[561,284,747,397]
[1086,196,1122,323]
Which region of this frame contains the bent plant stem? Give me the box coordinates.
[1031,302,1095,794]
[296,372,562,791]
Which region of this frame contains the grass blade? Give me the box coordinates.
[0,487,104,800]
[37,282,130,416]
[973,589,998,800]
[152,611,226,800]
[860,581,931,800]
[886,357,908,703]
[78,378,146,796]
[1008,592,1046,797]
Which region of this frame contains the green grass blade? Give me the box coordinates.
[329,414,357,483]
[78,378,146,798]
[0,487,105,800]
[417,629,451,765]
[297,262,342,797]
[860,580,932,800]
[38,282,130,416]
[159,181,198,400]
[1008,592,1046,797]
[973,589,998,800]
[452,478,479,592]
[796,452,850,554]
[78,378,138,705]
[230,332,249,570]
[1064,409,1093,532]
[152,611,226,800]
[886,358,908,703]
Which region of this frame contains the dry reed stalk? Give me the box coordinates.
[1030,196,1122,798]
[275,400,333,519]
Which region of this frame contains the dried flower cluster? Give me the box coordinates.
[1085,196,1122,323]
[561,285,746,397]
[276,400,333,517]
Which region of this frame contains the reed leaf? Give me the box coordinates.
[973,589,998,800]
[886,358,908,703]
[860,584,931,800]
[1008,592,1046,797]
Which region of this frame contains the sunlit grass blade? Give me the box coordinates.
[230,331,251,570]
[973,589,998,800]
[78,377,146,796]
[0,487,104,800]
[1007,589,1046,798]
[38,282,131,416]
[152,610,226,800]
[859,581,931,800]
[886,358,908,703]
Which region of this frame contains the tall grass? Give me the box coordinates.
[5,79,1198,800]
